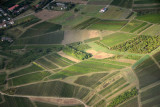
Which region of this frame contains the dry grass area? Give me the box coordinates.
[58,51,80,63]
[34,9,64,21]
[56,0,87,4]
[87,49,114,59]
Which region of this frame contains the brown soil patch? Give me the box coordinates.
[58,51,80,63]
[87,49,114,59]
[56,0,87,4]
[34,9,64,21]
[30,97,82,106]
[115,59,136,64]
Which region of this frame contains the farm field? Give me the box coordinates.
[100,32,136,47]
[0,0,160,106]
[136,13,160,24]
[110,0,133,8]
[88,20,128,31]
[8,71,51,86]
[119,97,139,107]
[14,31,64,45]
[20,22,62,38]
[9,64,44,78]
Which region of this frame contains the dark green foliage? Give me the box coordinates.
[0,72,6,85]
[67,42,91,51]
[0,95,34,107]
[63,46,92,60]
[9,64,44,78]
[111,35,160,54]
[0,58,6,69]
[6,46,62,69]
[21,18,41,28]
[134,0,160,4]
[108,88,138,107]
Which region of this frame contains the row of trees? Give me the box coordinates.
[63,46,92,60]
[108,87,138,107]
[111,35,160,54]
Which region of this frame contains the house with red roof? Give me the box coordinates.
[8,5,19,11]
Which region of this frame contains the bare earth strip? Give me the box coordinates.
[34,9,64,21]
[56,0,87,4]
[114,59,137,64]
[58,51,80,63]
[30,97,83,106]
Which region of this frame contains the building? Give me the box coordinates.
[8,5,19,11]
[99,8,107,13]
[1,37,13,42]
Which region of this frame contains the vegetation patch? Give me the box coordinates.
[111,0,133,8]
[119,97,138,107]
[108,87,138,107]
[111,35,160,54]
[0,72,6,85]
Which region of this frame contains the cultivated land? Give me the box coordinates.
[0,0,160,107]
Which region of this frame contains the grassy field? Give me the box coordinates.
[0,72,6,85]
[153,51,160,64]
[9,71,51,86]
[111,0,133,8]
[84,37,100,43]
[121,20,145,32]
[35,101,58,107]
[45,54,70,67]
[142,25,160,36]
[36,58,58,69]
[94,99,107,107]
[48,61,124,79]
[9,64,44,78]
[74,73,108,87]
[14,31,64,45]
[0,95,34,107]
[98,6,131,20]
[119,97,138,107]
[136,13,160,24]
[15,81,90,100]
[86,95,101,106]
[100,32,136,47]
[99,78,126,96]
[141,84,160,102]
[142,96,160,107]
[88,20,128,31]
[20,22,62,38]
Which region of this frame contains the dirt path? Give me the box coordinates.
[150,55,160,69]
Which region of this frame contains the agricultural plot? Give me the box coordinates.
[20,22,62,38]
[136,13,160,24]
[99,78,127,96]
[0,94,2,102]
[111,35,160,54]
[119,97,139,107]
[100,32,136,47]
[89,58,131,66]
[67,42,91,51]
[36,58,58,69]
[94,99,107,107]
[14,31,64,45]
[86,95,101,106]
[121,20,146,33]
[0,95,34,107]
[87,0,112,5]
[9,64,44,78]
[88,20,128,31]
[134,23,152,34]
[0,72,6,85]
[142,25,160,36]
[35,101,58,107]
[8,71,51,86]
[111,0,133,8]
[15,81,90,100]
[141,84,160,102]
[84,37,100,43]
[153,51,160,64]
[48,61,124,79]
[134,57,160,88]
[98,6,132,20]
[74,73,108,87]
[142,96,160,107]
[134,0,160,4]
[45,53,70,67]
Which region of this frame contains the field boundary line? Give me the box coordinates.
[139,24,154,35]
[150,55,160,69]
[43,57,62,68]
